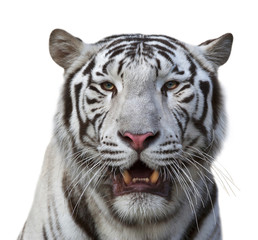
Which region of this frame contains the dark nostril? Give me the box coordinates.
[119,131,159,152]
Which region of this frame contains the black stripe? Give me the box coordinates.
[91,107,102,112]
[172,65,185,75]
[193,119,207,137]
[156,58,161,70]
[102,141,118,147]
[199,81,210,120]
[153,149,179,154]
[154,58,161,77]
[158,51,174,64]
[62,173,100,240]
[89,85,106,96]
[187,136,199,147]
[210,73,223,128]
[42,226,48,240]
[52,198,62,237]
[75,83,83,124]
[117,59,125,75]
[151,38,177,50]
[90,113,103,126]
[104,37,144,50]
[96,72,104,76]
[124,48,137,59]
[48,202,57,240]
[156,157,179,162]
[179,93,195,103]
[186,55,197,85]
[175,84,191,95]
[173,108,188,138]
[193,81,210,136]
[109,48,125,58]
[155,66,159,77]
[74,83,90,142]
[151,44,175,56]
[47,196,63,239]
[142,43,154,58]
[105,44,128,57]
[142,51,154,59]
[173,112,183,135]
[101,150,124,154]
[105,157,125,162]
[105,38,132,50]
[177,106,190,133]
[195,92,199,112]
[149,34,183,48]
[102,60,113,74]
[63,67,82,128]
[97,111,108,135]
[83,58,95,76]
[159,141,174,146]
[86,97,101,104]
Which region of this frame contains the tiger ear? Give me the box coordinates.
[49,29,85,69]
[199,33,233,68]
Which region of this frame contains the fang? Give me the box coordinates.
[122,170,132,185]
[150,170,159,184]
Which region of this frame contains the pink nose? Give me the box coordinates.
[123,132,154,151]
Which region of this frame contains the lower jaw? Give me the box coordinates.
[111,170,172,199]
[113,181,171,198]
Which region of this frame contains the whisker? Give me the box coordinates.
[168,161,197,219]
[186,146,238,195]
[71,164,107,216]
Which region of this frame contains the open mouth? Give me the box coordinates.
[112,161,171,198]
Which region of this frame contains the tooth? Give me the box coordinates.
[123,170,132,185]
[150,170,159,184]
[132,178,150,183]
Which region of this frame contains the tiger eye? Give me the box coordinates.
[164,81,179,90]
[101,82,115,91]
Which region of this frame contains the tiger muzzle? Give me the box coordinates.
[112,161,171,198]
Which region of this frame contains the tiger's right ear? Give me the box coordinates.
[49,29,85,69]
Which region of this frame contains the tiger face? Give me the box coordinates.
[50,30,232,226]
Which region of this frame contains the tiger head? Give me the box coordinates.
[49,30,232,225]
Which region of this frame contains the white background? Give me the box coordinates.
[0,0,257,239]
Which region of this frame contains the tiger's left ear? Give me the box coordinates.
[199,33,233,68]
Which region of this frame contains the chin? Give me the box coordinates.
[111,192,178,225]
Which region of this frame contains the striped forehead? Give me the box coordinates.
[95,34,190,78]
[103,35,176,58]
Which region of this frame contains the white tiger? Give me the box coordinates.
[18,29,233,240]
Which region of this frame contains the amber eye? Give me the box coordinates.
[164,81,179,90]
[101,82,116,91]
